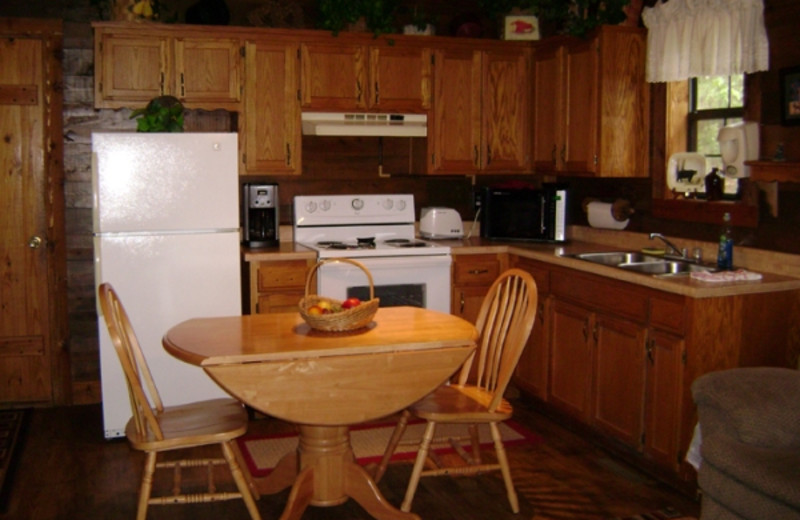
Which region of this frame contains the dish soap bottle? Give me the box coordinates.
[717,212,734,270]
[705,167,723,201]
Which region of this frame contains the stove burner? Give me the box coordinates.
[316,240,375,250]
[385,239,429,248]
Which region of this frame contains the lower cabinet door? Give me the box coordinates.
[549,299,593,421]
[593,313,647,448]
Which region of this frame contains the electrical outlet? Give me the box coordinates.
[473,190,482,211]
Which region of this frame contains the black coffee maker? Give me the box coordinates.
[242,183,279,248]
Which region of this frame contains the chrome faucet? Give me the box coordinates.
[649,233,686,258]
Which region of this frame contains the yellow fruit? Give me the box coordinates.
[307,305,323,315]
[318,300,332,311]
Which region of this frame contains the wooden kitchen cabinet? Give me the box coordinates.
[241,39,300,175]
[531,25,649,177]
[93,23,242,110]
[451,253,506,322]
[548,267,655,451]
[300,39,431,111]
[430,45,529,174]
[248,258,315,314]
[511,257,550,400]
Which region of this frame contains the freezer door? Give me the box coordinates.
[95,231,241,438]
[92,132,238,233]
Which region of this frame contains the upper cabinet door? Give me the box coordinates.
[95,32,169,107]
[481,48,530,172]
[430,48,482,174]
[531,43,564,171]
[562,38,599,174]
[242,40,300,176]
[300,42,367,110]
[174,38,242,107]
[369,45,431,111]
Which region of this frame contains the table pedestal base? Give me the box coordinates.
[255,425,420,520]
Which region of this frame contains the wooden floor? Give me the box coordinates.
[1,396,700,520]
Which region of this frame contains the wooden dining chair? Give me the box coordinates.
[373,269,538,514]
[97,283,262,520]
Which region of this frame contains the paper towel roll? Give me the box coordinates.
[587,201,629,230]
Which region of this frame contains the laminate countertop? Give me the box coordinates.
[242,229,800,300]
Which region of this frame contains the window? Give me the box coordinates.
[687,75,744,194]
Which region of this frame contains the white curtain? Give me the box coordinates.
[642,0,770,83]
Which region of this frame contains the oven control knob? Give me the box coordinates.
[304,201,318,213]
[383,198,393,210]
[396,199,406,211]
[351,198,364,211]
[320,200,331,211]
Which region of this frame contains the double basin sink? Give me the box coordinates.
[565,251,718,277]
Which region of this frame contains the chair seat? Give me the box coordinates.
[126,398,248,451]
[410,384,513,423]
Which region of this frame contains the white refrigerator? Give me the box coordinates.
[92,132,241,439]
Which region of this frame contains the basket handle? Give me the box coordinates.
[304,258,375,300]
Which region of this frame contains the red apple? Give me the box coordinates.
[341,297,361,309]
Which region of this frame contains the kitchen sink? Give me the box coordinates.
[567,251,718,277]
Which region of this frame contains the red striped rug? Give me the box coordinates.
[237,419,542,478]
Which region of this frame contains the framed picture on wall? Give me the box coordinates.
[780,66,800,126]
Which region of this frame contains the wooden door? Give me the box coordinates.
[430,48,481,173]
[94,30,169,107]
[0,18,68,405]
[562,37,598,174]
[369,45,431,110]
[531,43,564,172]
[174,37,241,108]
[242,40,300,175]
[300,41,367,110]
[593,313,647,448]
[481,48,529,172]
[549,299,593,420]
[644,329,684,470]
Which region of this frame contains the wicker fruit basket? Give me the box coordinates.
[298,258,379,332]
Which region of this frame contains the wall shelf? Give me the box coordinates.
[746,161,800,183]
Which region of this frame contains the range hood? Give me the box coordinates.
[301,112,427,137]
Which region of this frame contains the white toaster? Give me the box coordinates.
[419,207,464,239]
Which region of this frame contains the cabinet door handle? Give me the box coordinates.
[286,143,291,166]
[160,72,165,95]
[459,293,465,314]
[646,339,655,364]
[180,72,185,97]
[468,268,488,275]
[473,146,479,166]
[582,319,589,342]
[374,81,379,104]
[560,145,566,164]
[537,303,544,323]
[551,145,557,164]
[356,80,362,102]
[592,323,598,343]
[486,146,492,165]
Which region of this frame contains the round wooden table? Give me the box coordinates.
[163,306,478,520]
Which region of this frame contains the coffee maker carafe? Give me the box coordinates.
[242,183,279,248]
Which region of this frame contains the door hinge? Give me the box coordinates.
[593,155,599,166]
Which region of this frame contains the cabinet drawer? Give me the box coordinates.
[257,291,305,314]
[453,255,501,285]
[551,270,648,323]
[257,260,310,291]
[650,295,686,334]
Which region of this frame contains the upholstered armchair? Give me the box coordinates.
[691,367,800,519]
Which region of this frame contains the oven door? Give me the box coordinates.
[318,255,451,313]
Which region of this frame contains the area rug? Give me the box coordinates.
[611,507,696,520]
[0,409,28,513]
[237,419,541,478]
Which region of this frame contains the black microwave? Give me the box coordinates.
[479,184,568,243]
